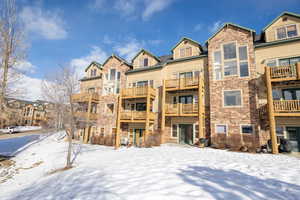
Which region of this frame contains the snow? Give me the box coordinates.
[0,132,300,200]
[0,126,41,133]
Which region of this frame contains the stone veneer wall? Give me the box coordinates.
[208,25,260,150]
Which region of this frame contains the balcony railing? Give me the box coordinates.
[268,64,300,81]
[75,111,98,120]
[120,111,155,121]
[165,103,198,116]
[72,93,100,102]
[165,76,199,90]
[273,100,300,113]
[121,86,156,98]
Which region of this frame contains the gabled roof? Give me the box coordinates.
[102,54,132,67]
[171,37,201,52]
[206,23,255,43]
[84,61,102,72]
[131,49,160,63]
[263,11,300,31]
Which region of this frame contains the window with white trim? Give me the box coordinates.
[213,51,222,80]
[276,24,298,40]
[241,125,254,134]
[216,125,227,134]
[239,46,249,77]
[223,42,238,76]
[224,90,242,106]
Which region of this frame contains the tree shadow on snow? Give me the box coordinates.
[178,166,300,200]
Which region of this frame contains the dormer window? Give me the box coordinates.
[143,58,148,67]
[276,24,298,40]
[90,69,97,77]
[180,47,192,57]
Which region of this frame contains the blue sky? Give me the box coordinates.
[15,0,300,99]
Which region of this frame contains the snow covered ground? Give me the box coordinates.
[0,126,41,134]
[0,132,300,200]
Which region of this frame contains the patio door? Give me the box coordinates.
[286,127,300,152]
[179,124,193,145]
[133,129,144,147]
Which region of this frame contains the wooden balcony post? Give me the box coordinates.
[296,62,300,80]
[115,95,122,149]
[83,94,93,144]
[198,76,205,147]
[145,87,151,146]
[265,66,278,154]
[161,80,166,139]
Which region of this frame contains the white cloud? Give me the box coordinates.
[20,6,67,40]
[142,0,174,20]
[194,24,202,32]
[90,0,175,20]
[18,75,44,100]
[209,21,223,33]
[14,60,36,73]
[114,39,143,61]
[70,46,108,78]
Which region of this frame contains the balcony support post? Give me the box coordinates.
[265,67,278,154]
[161,80,166,143]
[198,76,205,147]
[297,62,300,80]
[145,87,151,147]
[115,95,122,149]
[83,94,93,144]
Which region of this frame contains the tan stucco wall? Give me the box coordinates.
[80,79,102,94]
[173,40,201,60]
[132,51,159,69]
[265,15,300,42]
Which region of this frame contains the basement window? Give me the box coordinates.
[216,125,227,134]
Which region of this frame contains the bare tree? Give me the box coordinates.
[42,65,79,169]
[0,0,26,127]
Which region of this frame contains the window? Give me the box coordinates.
[117,72,121,80]
[213,51,222,80]
[90,69,97,77]
[88,88,95,93]
[223,43,237,76]
[239,46,249,77]
[110,69,116,81]
[267,60,277,67]
[101,128,104,136]
[216,125,227,134]
[276,126,284,137]
[272,89,282,100]
[143,58,148,67]
[277,25,298,40]
[224,90,242,106]
[223,43,236,59]
[172,96,177,104]
[136,81,148,87]
[107,104,114,114]
[186,47,192,56]
[277,27,287,39]
[241,125,254,134]
[136,103,146,111]
[179,95,193,104]
[172,124,178,137]
[279,57,300,66]
[180,48,185,57]
[224,60,238,76]
[179,71,193,78]
[283,88,300,100]
[287,25,298,37]
[195,125,199,138]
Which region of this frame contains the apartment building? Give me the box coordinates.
[73,11,300,153]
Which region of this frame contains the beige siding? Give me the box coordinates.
[265,15,300,42]
[132,51,159,69]
[85,64,101,78]
[173,40,201,60]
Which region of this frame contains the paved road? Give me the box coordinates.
[0,129,53,140]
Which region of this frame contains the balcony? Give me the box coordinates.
[165,76,200,91]
[121,86,156,99]
[71,93,100,103]
[273,100,300,116]
[120,111,155,122]
[74,112,98,120]
[165,103,198,116]
[268,64,300,82]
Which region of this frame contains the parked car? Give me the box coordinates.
[7,126,18,134]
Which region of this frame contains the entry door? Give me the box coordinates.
[286,127,300,152]
[179,124,193,145]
